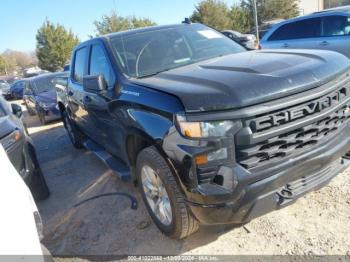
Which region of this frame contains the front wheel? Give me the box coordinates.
[30,169,50,201]
[137,146,199,239]
[62,110,84,149]
[25,102,36,116]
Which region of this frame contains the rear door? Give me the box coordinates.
[68,47,90,132]
[320,15,350,58]
[262,18,322,50]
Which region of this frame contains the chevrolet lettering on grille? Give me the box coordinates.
[251,86,350,132]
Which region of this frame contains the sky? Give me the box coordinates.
[0,0,237,53]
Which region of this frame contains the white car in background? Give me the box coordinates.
[260,6,350,58]
[0,145,50,260]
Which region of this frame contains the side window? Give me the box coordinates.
[322,15,350,37]
[269,18,321,41]
[24,83,32,95]
[73,47,87,83]
[89,45,114,87]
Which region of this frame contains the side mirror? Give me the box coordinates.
[83,75,107,93]
[11,104,22,118]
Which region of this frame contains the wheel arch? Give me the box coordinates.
[125,128,167,179]
[57,101,66,117]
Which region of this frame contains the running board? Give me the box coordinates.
[83,140,131,182]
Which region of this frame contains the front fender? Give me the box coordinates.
[126,109,173,142]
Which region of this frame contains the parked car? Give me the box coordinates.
[0,96,49,200]
[0,144,50,258]
[10,79,26,99]
[222,30,256,49]
[260,6,350,57]
[0,79,12,99]
[23,72,66,125]
[251,19,285,40]
[57,22,350,239]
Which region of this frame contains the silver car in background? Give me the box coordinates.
[0,80,11,99]
[221,30,257,49]
[260,6,350,58]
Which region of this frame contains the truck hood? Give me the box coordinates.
[132,49,350,112]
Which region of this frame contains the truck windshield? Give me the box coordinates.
[110,24,246,78]
[33,75,55,94]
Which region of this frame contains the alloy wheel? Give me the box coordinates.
[141,165,173,226]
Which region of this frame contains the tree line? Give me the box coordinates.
[1,0,350,75]
[0,50,37,75]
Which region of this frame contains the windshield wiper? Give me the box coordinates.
[137,68,172,79]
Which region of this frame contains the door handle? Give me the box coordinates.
[282,43,289,48]
[68,90,74,96]
[320,41,329,46]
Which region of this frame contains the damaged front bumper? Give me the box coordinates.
[163,122,350,225]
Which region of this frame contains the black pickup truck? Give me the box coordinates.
[55,22,350,239]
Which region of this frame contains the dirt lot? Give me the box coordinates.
[18,101,350,258]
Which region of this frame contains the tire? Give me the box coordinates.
[30,169,50,201]
[25,143,50,200]
[62,110,84,149]
[38,111,47,125]
[25,102,36,116]
[137,146,199,239]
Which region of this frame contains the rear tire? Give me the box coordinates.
[62,110,84,149]
[39,111,47,125]
[30,169,50,201]
[26,145,50,201]
[137,146,199,239]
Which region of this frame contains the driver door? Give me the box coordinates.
[82,43,117,151]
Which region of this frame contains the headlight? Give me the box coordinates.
[177,117,235,138]
[1,130,22,149]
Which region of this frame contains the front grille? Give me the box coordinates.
[236,104,350,170]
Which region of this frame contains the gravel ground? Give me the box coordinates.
[18,101,350,259]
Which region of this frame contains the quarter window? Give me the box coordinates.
[89,45,114,87]
[322,16,350,37]
[73,47,87,83]
[269,18,321,41]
